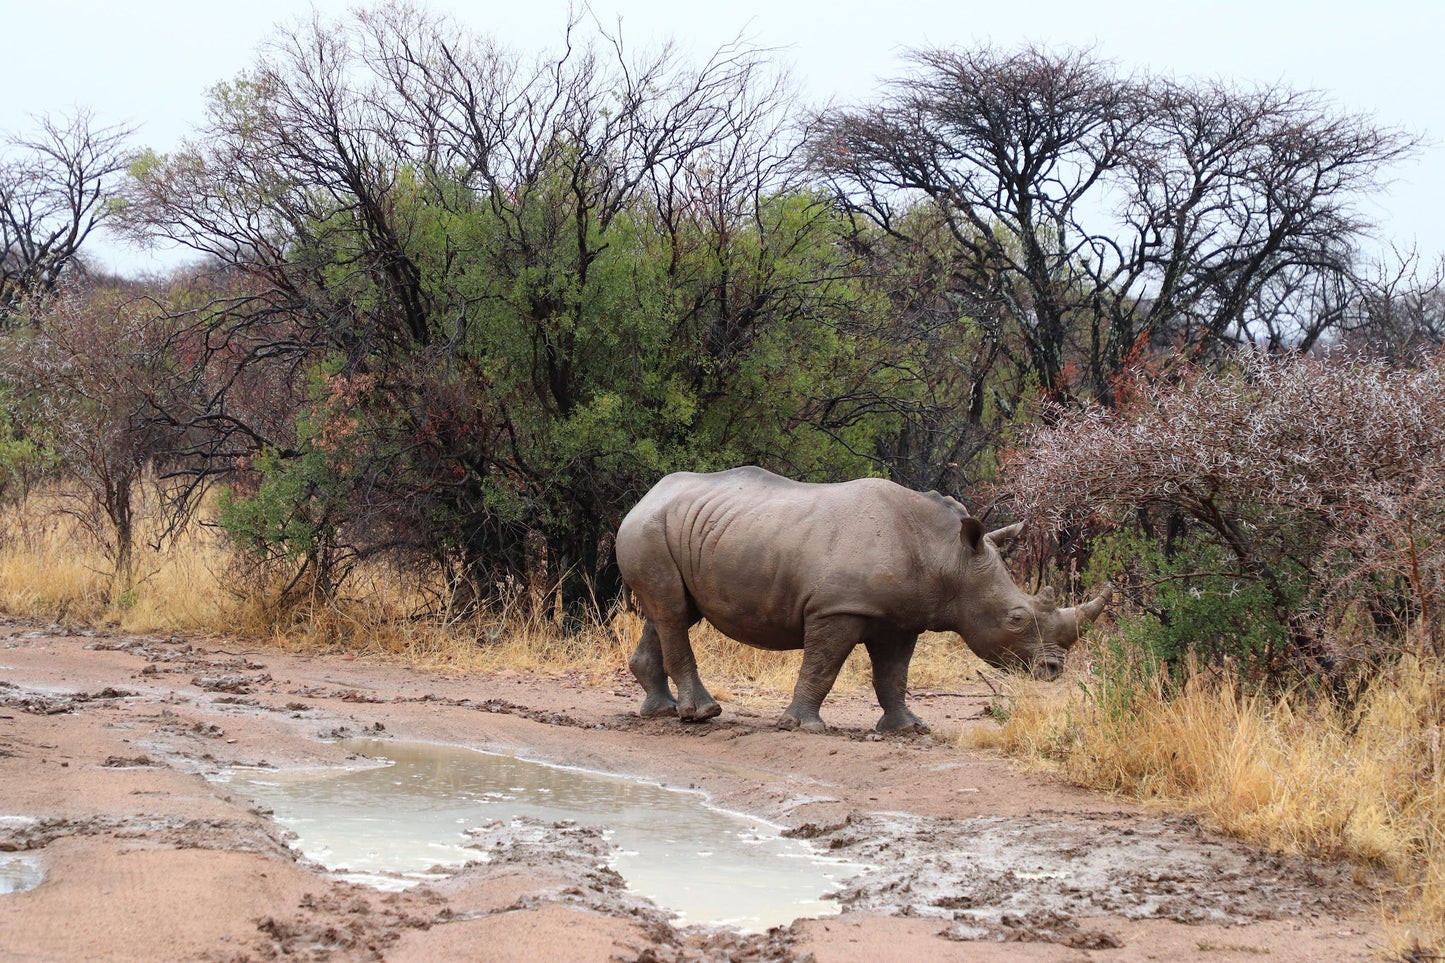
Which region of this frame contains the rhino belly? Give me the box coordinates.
[694,600,805,651]
[674,519,811,651]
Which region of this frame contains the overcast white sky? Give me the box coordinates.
[7,0,1442,275]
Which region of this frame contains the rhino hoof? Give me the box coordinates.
[639,694,679,718]
[778,712,826,733]
[678,701,721,723]
[877,710,929,734]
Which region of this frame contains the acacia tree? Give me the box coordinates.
[810,47,1413,402]
[0,111,132,321]
[122,5,885,615]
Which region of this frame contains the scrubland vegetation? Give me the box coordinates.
[4,1,1445,952]
[972,649,1445,954]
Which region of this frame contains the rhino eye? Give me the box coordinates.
[1006,607,1032,629]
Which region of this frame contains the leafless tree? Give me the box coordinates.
[810,46,1414,401]
[1233,262,1359,354]
[0,110,133,321]
[1343,252,1445,354]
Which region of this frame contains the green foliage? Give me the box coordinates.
[0,385,50,503]
[0,328,57,502]
[217,363,357,564]
[223,152,898,602]
[1085,528,1300,679]
[218,445,338,561]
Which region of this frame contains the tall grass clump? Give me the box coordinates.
[0,492,228,632]
[968,636,1445,950]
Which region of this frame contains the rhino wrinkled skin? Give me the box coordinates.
[616,467,1110,733]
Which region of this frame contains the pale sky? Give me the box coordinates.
[7,0,1442,275]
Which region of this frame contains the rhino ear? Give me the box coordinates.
[960,517,986,552]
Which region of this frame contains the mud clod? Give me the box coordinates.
[89,687,136,699]
[193,675,266,694]
[782,815,850,839]
[0,681,77,715]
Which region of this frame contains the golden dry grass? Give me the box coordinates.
[0,493,980,699]
[965,640,1445,952]
[0,494,229,633]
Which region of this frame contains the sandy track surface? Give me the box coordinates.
[0,619,1383,961]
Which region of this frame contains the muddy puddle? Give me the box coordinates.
[0,855,43,895]
[218,738,864,931]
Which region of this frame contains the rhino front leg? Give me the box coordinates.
[779,616,862,733]
[628,620,678,717]
[866,636,929,733]
[656,620,721,722]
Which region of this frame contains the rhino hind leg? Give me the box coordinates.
[650,619,719,723]
[779,616,861,733]
[866,636,929,734]
[623,541,717,722]
[629,620,678,717]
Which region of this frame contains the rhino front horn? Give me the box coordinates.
[985,521,1026,547]
[1074,584,1113,625]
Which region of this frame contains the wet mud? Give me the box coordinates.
[0,853,43,894]
[818,811,1358,946]
[0,619,1385,960]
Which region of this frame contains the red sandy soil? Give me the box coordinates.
[0,619,1385,961]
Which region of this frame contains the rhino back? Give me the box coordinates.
[618,467,965,648]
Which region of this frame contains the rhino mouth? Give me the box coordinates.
[1030,660,1065,681]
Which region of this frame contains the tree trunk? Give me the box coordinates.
[107,473,136,605]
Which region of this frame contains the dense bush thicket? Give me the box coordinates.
[1014,355,1445,683]
[2,4,1443,654]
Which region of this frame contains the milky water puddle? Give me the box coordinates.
[216,738,865,931]
[0,855,44,895]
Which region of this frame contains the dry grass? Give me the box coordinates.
[965,638,1445,953]
[0,494,230,633]
[0,493,981,702]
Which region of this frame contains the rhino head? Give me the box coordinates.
[956,519,1112,680]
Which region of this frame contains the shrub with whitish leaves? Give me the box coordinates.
[1010,352,1445,682]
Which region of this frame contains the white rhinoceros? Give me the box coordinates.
[616,466,1110,732]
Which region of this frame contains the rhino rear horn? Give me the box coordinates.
[986,521,1026,547]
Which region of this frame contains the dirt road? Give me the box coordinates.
[0,620,1382,961]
